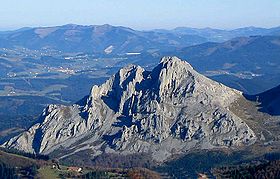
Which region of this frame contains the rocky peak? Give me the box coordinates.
[159,56,193,70]
[151,56,194,78]
[90,64,144,98]
[151,56,196,102]
[116,64,145,88]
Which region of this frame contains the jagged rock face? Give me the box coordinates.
[2,56,257,162]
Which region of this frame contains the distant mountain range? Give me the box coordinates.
[0,24,279,54]
[0,24,206,54]
[166,26,280,41]
[174,35,280,94]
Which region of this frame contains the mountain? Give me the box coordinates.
[175,35,280,94]
[0,24,207,54]
[2,56,256,163]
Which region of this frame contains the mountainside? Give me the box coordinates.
[245,85,280,115]
[2,57,256,163]
[176,35,280,94]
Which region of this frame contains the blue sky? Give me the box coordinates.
[0,0,280,30]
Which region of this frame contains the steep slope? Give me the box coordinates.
[2,57,256,162]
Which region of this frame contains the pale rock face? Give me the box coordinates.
[2,56,256,162]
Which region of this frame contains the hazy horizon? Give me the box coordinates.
[1,23,280,32]
[0,0,280,31]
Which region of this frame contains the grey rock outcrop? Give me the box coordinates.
[2,56,256,162]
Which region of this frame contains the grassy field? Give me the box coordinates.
[38,166,60,179]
